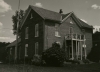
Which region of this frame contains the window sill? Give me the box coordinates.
[25,38,28,39]
[55,35,61,37]
[25,55,28,57]
[35,36,39,37]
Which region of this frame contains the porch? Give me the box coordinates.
[65,34,87,60]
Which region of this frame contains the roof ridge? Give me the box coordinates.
[29,5,62,15]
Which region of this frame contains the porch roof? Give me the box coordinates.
[6,38,21,48]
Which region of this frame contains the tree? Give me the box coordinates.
[0,42,10,63]
[12,9,25,35]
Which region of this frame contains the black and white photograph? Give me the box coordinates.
[0,0,100,72]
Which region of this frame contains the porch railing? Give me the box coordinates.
[65,34,84,40]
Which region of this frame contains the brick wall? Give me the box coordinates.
[44,16,92,55]
[21,10,44,60]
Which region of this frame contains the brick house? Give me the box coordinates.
[11,5,93,62]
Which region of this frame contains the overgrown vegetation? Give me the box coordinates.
[0,42,10,63]
[12,9,25,35]
[42,42,66,66]
[31,55,42,66]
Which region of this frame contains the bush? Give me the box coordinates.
[42,42,66,66]
[31,55,42,66]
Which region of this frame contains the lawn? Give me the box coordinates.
[0,63,100,72]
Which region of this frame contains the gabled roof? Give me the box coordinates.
[71,13,93,29]
[30,5,62,21]
[20,5,93,29]
[78,19,93,28]
[6,38,21,48]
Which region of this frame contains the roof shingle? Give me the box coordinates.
[21,5,93,29]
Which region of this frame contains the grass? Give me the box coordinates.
[0,63,100,72]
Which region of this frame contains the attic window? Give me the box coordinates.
[69,26,73,34]
[70,18,73,24]
[30,13,33,19]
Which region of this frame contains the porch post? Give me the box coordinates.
[77,42,79,60]
[84,35,87,59]
[65,37,67,51]
[81,41,82,60]
[85,48,87,59]
[80,35,82,60]
[72,39,73,60]
[76,34,78,59]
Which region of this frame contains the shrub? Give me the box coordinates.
[31,55,42,66]
[42,42,66,66]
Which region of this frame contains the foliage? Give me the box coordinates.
[0,42,10,63]
[12,9,25,35]
[42,42,66,66]
[87,47,100,62]
[31,55,42,66]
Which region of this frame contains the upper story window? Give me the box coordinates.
[35,42,39,55]
[82,29,85,33]
[25,44,28,57]
[35,24,39,37]
[30,13,33,19]
[10,48,12,55]
[70,18,73,24]
[69,26,73,34]
[25,27,29,39]
[55,24,61,37]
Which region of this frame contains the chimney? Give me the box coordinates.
[59,9,63,14]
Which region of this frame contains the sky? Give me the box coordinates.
[0,0,100,42]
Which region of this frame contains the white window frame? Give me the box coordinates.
[35,42,38,55]
[25,44,28,57]
[10,48,12,55]
[35,24,39,37]
[70,18,73,24]
[30,13,33,19]
[25,27,29,39]
[69,26,73,34]
[55,24,61,37]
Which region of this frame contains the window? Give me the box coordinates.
[70,18,73,24]
[69,26,73,34]
[35,42,38,55]
[30,13,33,19]
[10,48,12,55]
[25,44,28,57]
[82,29,85,33]
[35,24,39,37]
[25,27,28,39]
[55,24,61,37]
